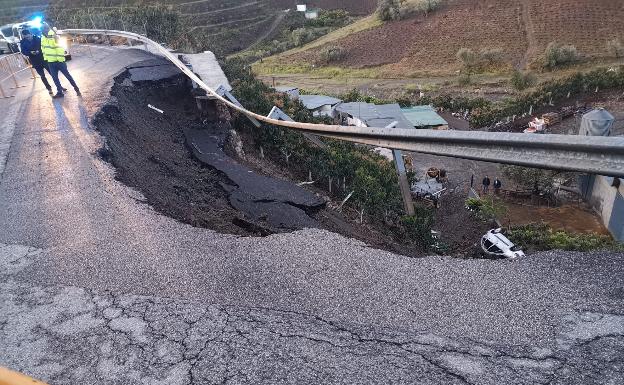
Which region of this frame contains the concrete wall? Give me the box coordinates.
[587,175,624,241]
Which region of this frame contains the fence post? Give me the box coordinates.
[0,82,10,98]
[6,55,21,89]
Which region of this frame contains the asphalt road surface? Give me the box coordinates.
[1,47,623,384]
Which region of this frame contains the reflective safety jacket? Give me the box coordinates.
[41,31,66,63]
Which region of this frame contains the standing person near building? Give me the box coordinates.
[41,24,81,98]
[494,177,502,195]
[482,175,491,195]
[19,29,53,95]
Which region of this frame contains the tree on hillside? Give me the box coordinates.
[413,0,442,17]
[377,0,402,21]
[456,48,478,71]
[544,42,579,69]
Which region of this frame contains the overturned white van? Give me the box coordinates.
[481,228,525,259]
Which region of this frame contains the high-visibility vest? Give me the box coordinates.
[41,31,66,63]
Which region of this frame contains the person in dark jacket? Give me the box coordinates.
[19,29,54,95]
[482,175,491,195]
[493,177,502,195]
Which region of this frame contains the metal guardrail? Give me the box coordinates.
[58,29,624,177]
[0,53,36,99]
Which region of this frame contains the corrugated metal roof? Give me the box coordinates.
[401,105,448,127]
[299,95,342,110]
[335,102,413,129]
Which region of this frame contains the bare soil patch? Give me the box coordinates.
[280,0,624,76]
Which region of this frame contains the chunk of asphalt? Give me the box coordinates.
[128,63,182,82]
[230,189,318,230]
[185,128,324,230]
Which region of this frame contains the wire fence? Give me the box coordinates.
[0,53,36,99]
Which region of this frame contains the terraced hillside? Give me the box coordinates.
[0,0,376,54]
[260,0,624,76]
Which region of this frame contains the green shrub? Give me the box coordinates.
[458,73,472,86]
[607,38,624,58]
[339,88,411,107]
[413,0,442,16]
[306,9,349,28]
[465,198,483,211]
[321,45,346,63]
[457,47,506,72]
[457,48,478,70]
[400,209,435,249]
[479,48,505,67]
[510,70,537,91]
[465,198,506,221]
[377,0,402,21]
[405,84,420,95]
[507,223,623,252]
[544,42,579,69]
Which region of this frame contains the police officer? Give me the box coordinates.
[19,29,53,95]
[41,24,81,98]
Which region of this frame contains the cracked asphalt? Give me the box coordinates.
[0,47,623,384]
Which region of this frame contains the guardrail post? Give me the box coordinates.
[393,149,416,216]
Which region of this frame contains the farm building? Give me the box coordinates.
[299,95,342,117]
[401,106,449,130]
[334,102,413,129]
[274,86,300,99]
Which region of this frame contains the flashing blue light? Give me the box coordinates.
[31,16,43,28]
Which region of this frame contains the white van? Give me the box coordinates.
[481,228,525,259]
[0,24,19,54]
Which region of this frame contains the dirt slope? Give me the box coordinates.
[273,0,624,75]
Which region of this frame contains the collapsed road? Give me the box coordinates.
[94,57,324,235]
[0,47,623,384]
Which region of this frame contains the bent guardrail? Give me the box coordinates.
[60,29,624,177]
[0,53,36,98]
